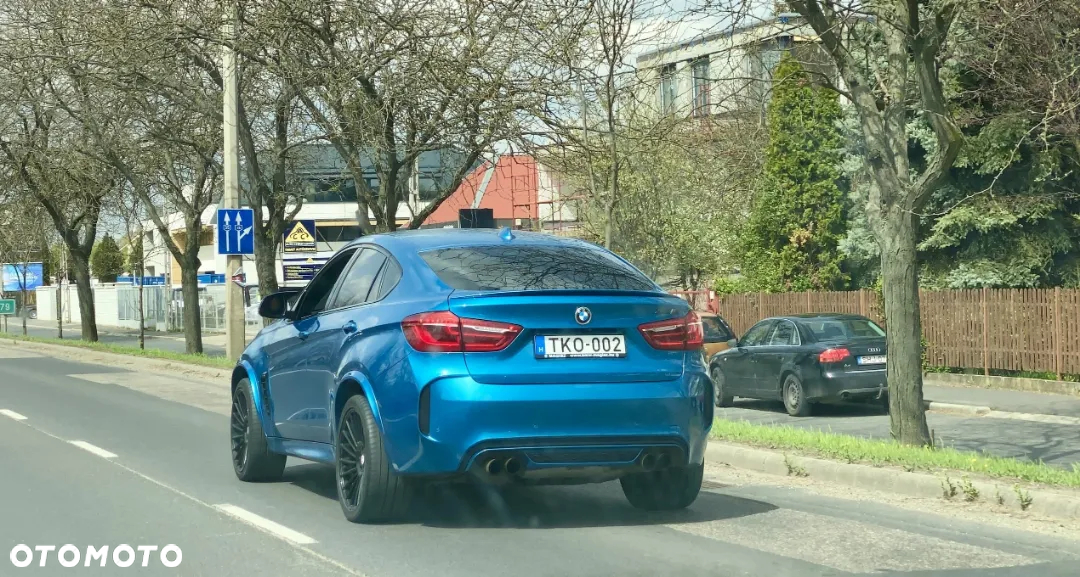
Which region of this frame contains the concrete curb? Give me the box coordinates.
[924,401,992,416]
[0,338,231,383]
[705,441,1080,522]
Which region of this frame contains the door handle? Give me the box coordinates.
[342,321,358,335]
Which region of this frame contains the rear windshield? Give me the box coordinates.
[418,245,657,292]
[805,318,885,341]
[701,316,733,341]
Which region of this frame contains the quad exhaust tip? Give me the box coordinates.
[641,453,658,472]
[484,456,524,476]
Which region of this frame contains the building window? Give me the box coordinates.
[418,176,443,202]
[691,57,710,116]
[659,64,677,112]
[308,179,354,203]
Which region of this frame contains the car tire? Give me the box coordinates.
[710,367,734,407]
[879,393,890,415]
[335,394,413,524]
[782,374,812,417]
[231,379,286,482]
[620,463,704,511]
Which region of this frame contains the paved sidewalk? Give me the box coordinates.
[924,384,1080,418]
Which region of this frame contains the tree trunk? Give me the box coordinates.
[20,287,27,336]
[56,284,62,339]
[180,262,203,354]
[876,208,932,446]
[70,254,98,342]
[255,224,279,297]
[138,281,145,350]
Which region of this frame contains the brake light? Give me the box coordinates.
[639,311,704,350]
[402,311,522,352]
[818,348,851,364]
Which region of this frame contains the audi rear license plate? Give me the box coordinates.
[858,355,887,365]
[534,334,626,359]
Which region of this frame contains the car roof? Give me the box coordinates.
[769,313,870,322]
[350,228,601,254]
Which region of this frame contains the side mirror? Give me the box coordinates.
[259,290,301,320]
[726,338,738,348]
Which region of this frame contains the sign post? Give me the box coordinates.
[0,299,15,316]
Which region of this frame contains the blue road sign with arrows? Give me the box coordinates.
[217,208,255,256]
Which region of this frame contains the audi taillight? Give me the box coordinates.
[638,311,704,350]
[401,311,522,353]
[818,348,851,364]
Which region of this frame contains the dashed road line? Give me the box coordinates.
[0,409,28,421]
[214,504,318,545]
[68,440,119,459]
[3,409,366,576]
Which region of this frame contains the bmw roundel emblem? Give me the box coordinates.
[574,307,592,325]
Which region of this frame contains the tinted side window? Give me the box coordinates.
[806,318,886,341]
[701,317,733,342]
[294,248,357,318]
[374,258,402,301]
[418,245,656,291]
[769,321,797,346]
[331,249,387,309]
[741,321,773,347]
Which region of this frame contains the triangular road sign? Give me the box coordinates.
[287,222,315,243]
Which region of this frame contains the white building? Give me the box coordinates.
[635,14,825,120]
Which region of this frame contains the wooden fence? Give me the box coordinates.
[671,288,1080,379]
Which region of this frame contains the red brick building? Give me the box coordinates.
[420,154,579,232]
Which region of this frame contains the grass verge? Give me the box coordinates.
[1,333,234,370]
[711,418,1080,488]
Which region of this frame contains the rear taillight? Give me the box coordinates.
[401,311,521,353]
[818,348,851,364]
[638,311,704,351]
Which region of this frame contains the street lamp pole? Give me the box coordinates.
[222,0,245,359]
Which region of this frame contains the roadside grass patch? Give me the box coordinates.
[2,334,234,370]
[710,418,1080,488]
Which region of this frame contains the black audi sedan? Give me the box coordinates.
[708,314,888,417]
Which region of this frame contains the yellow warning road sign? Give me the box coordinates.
[283,220,317,253]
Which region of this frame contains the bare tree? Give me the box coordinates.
[29,0,224,353]
[526,0,705,249]
[235,0,566,232]
[0,197,48,336]
[0,17,115,342]
[112,190,148,349]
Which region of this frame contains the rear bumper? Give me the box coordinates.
[396,372,712,477]
[804,367,887,401]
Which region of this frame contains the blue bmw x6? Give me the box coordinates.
[230,228,713,523]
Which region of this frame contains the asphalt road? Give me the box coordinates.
[2,346,1080,576]
[717,397,1080,468]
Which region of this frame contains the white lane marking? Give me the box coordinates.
[984,410,1080,426]
[213,504,318,545]
[0,409,28,421]
[68,440,118,459]
[13,418,364,576]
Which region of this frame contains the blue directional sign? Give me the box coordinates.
[217,208,255,255]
